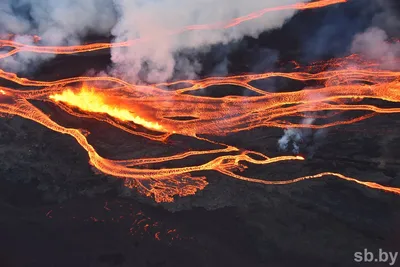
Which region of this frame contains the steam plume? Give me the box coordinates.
[110,0,304,82]
[351,27,400,70]
[0,0,117,72]
[1,0,312,80]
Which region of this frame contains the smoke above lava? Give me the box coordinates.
[296,0,400,63]
[277,92,328,157]
[351,27,400,70]
[1,0,317,80]
[109,0,304,82]
[0,0,117,72]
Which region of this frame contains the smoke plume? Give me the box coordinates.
[0,0,117,72]
[278,128,303,154]
[1,0,312,80]
[109,0,307,82]
[294,0,400,63]
[277,117,327,157]
[351,27,400,70]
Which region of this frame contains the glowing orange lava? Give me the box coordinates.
[1,0,400,202]
[49,87,165,132]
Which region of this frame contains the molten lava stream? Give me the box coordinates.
[1,30,400,201]
[0,97,308,203]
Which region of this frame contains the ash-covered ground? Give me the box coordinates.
[1,1,400,267]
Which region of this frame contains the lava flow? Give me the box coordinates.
[49,87,165,132]
[1,0,400,203]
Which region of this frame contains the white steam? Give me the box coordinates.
[0,0,117,72]
[110,0,302,82]
[277,90,329,155]
[278,128,303,154]
[278,117,314,154]
[1,0,310,79]
[351,27,400,70]
[0,0,117,43]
